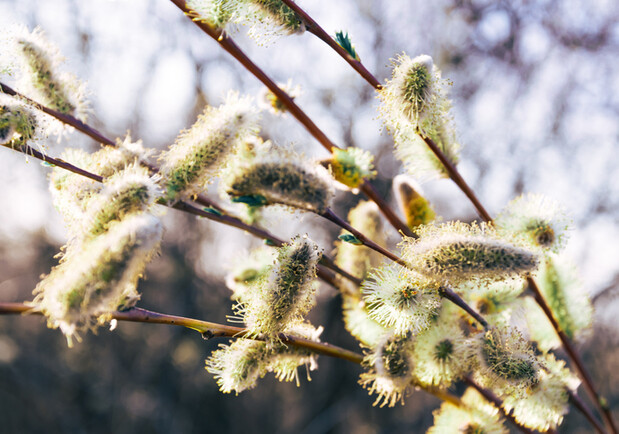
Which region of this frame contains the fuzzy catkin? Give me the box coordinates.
[32,214,163,346]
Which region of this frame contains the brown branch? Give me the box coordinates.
[568,388,606,434]
[168,0,414,237]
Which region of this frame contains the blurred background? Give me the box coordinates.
[0,0,617,432]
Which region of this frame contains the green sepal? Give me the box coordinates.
[231,194,268,207]
[338,233,363,245]
[335,31,360,61]
[202,207,223,216]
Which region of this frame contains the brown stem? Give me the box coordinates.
[168,0,412,237]
[529,277,616,434]
[439,286,488,328]
[421,136,493,222]
[321,208,409,269]
[1,302,470,407]
[463,375,541,434]
[568,389,606,434]
[278,0,381,89]
[0,302,363,364]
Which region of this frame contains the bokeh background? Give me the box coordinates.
[0,0,618,432]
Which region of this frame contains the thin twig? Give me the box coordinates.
[568,388,606,434]
[0,301,464,407]
[168,0,414,237]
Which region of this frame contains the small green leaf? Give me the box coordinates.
[41,161,56,167]
[202,207,222,216]
[338,233,363,245]
[264,239,277,246]
[335,31,360,61]
[231,194,268,207]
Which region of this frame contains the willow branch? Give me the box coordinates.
[1,301,464,406]
[168,0,413,237]
[568,389,606,434]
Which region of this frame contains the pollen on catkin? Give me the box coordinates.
[428,387,508,434]
[187,0,237,28]
[240,0,306,41]
[223,146,334,213]
[412,321,474,387]
[502,366,570,432]
[495,193,571,253]
[8,26,88,122]
[31,214,163,347]
[159,92,259,204]
[359,333,416,407]
[475,326,543,395]
[379,54,460,180]
[326,147,376,190]
[238,235,321,341]
[393,174,436,229]
[0,101,38,148]
[363,264,441,336]
[206,338,269,394]
[400,222,539,285]
[266,322,322,386]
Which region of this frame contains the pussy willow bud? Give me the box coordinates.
[187,0,236,28]
[400,222,539,284]
[459,278,526,327]
[341,298,388,348]
[380,54,460,180]
[160,92,259,203]
[359,333,416,408]
[206,323,322,394]
[363,264,441,336]
[224,148,333,213]
[325,147,376,190]
[10,26,88,122]
[502,354,574,432]
[31,214,163,347]
[495,193,571,253]
[258,79,301,115]
[239,235,321,340]
[80,165,161,241]
[225,246,277,301]
[429,388,508,434]
[0,102,38,147]
[475,326,543,395]
[206,339,269,395]
[242,0,306,40]
[412,321,474,387]
[393,174,435,229]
